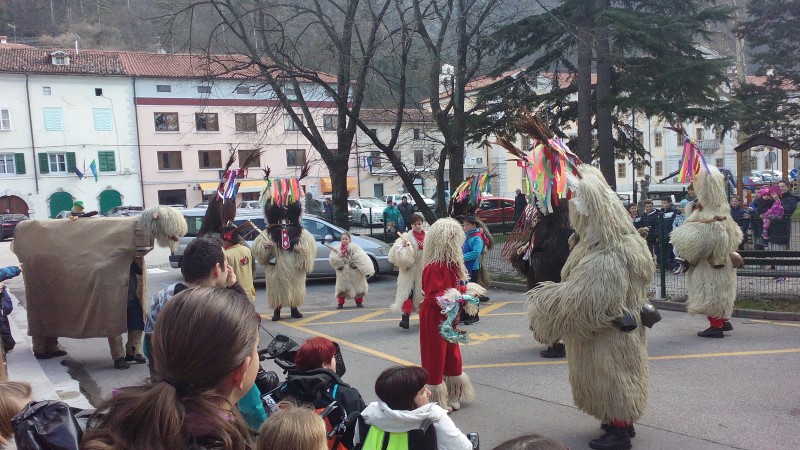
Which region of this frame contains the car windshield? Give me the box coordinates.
[302,217,343,241]
[360,198,385,208]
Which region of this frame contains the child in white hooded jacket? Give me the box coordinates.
[359,365,473,450]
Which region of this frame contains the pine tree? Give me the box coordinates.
[736,0,800,149]
[472,0,733,189]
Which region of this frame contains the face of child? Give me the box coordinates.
[411,220,423,232]
[660,200,670,210]
[463,221,476,232]
[413,386,431,409]
[341,234,351,245]
[644,203,653,213]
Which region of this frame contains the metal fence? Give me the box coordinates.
[483,216,800,301]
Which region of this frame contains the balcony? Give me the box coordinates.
[696,139,720,153]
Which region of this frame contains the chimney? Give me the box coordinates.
[0,36,7,44]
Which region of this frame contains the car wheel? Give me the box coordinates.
[360,214,370,228]
[367,257,379,282]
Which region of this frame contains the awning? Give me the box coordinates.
[319,177,357,193]
[198,180,267,195]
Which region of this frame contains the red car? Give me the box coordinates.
[1,214,28,241]
[476,197,517,224]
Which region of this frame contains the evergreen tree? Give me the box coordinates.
[736,0,800,150]
[472,0,732,190]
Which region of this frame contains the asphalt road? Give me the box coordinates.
[2,241,799,449]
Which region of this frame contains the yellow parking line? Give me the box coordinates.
[347,309,389,323]
[292,310,341,327]
[477,302,511,314]
[463,348,800,369]
[750,319,800,328]
[278,321,416,366]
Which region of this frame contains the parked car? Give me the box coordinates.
[238,200,261,210]
[106,206,144,217]
[193,202,209,208]
[169,208,393,281]
[0,214,28,241]
[381,193,435,210]
[348,197,386,227]
[475,197,516,224]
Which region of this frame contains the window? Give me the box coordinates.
[0,154,15,173]
[197,85,212,94]
[235,113,257,132]
[51,52,69,65]
[157,189,186,207]
[521,136,531,151]
[616,163,626,178]
[323,115,336,131]
[591,134,598,147]
[49,153,68,172]
[414,150,424,166]
[95,88,103,97]
[0,108,10,130]
[393,150,402,163]
[238,150,261,168]
[636,165,645,177]
[654,131,663,147]
[195,113,219,131]
[156,85,171,93]
[715,158,724,168]
[198,150,222,169]
[655,161,663,177]
[370,151,382,169]
[154,112,179,131]
[97,151,116,172]
[714,128,723,141]
[43,107,64,131]
[636,131,644,144]
[235,86,250,95]
[413,128,421,140]
[284,115,302,131]
[93,108,113,131]
[286,149,306,167]
[284,85,297,99]
[42,87,51,95]
[373,183,384,198]
[696,127,704,140]
[157,151,182,170]
[370,128,378,137]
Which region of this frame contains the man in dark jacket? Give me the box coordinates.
[658,196,679,269]
[397,196,415,232]
[637,200,659,258]
[769,182,799,281]
[514,189,528,221]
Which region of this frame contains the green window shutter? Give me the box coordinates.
[98,151,116,172]
[66,152,76,172]
[38,153,49,174]
[14,153,26,174]
[43,108,64,131]
[93,109,113,131]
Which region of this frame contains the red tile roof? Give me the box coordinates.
[0,48,337,83]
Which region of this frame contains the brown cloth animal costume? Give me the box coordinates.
[527,165,654,450]
[670,166,743,337]
[11,207,187,339]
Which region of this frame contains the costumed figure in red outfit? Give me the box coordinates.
[419,217,477,412]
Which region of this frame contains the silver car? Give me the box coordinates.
[169,209,393,281]
[348,197,386,227]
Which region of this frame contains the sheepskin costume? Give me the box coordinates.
[419,217,475,411]
[251,175,316,320]
[329,238,375,306]
[670,166,743,337]
[527,165,654,448]
[388,226,426,328]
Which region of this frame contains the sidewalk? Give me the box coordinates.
[5,291,92,409]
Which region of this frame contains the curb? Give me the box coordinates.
[491,281,800,322]
[5,291,92,409]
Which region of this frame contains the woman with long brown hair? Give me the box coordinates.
[81,287,261,449]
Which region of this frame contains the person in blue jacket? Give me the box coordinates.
[460,215,487,325]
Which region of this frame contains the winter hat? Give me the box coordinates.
[73,200,84,209]
[758,187,772,197]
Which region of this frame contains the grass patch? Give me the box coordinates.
[492,273,525,284]
[735,298,800,313]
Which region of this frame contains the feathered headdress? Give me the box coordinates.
[259,164,310,250]
[448,173,495,218]
[198,150,262,237]
[495,114,581,215]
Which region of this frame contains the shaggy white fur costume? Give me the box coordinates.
[388,231,425,313]
[329,242,375,299]
[671,167,743,319]
[527,165,654,423]
[252,230,316,309]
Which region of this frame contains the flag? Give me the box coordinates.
[73,158,85,180]
[89,159,98,182]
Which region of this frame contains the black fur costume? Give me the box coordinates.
[508,202,573,289]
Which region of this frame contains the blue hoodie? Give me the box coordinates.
[462,229,484,273]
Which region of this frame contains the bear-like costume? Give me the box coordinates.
[388,220,426,329]
[527,165,654,450]
[329,236,375,307]
[670,166,743,337]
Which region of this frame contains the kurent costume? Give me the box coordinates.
[527,164,655,450]
[252,168,316,321]
[11,207,187,365]
[329,239,375,308]
[671,165,743,338]
[388,228,426,329]
[419,218,476,412]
